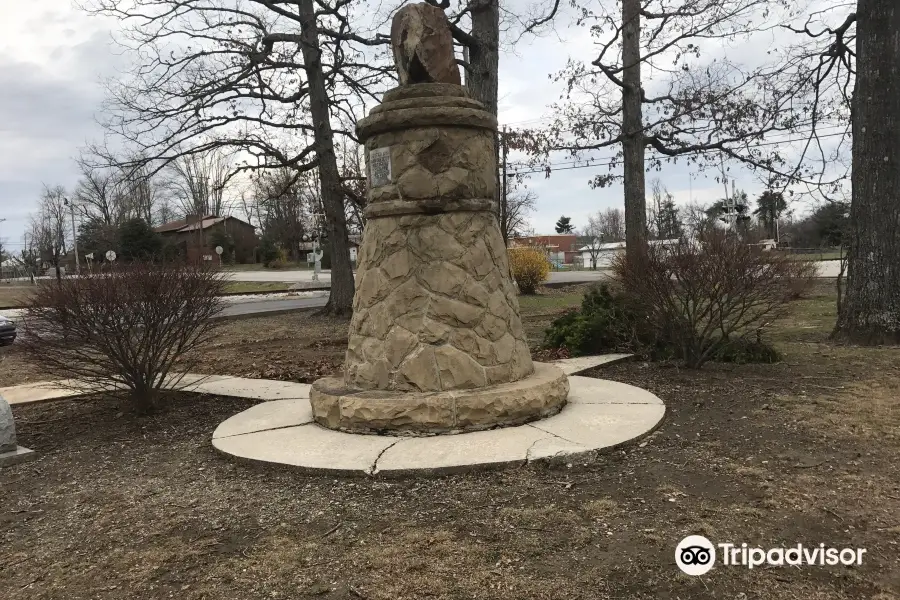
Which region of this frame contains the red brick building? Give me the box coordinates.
[155,215,257,264]
[510,234,582,265]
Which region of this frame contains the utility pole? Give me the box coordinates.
[0,217,5,280]
[718,157,734,236]
[500,125,509,246]
[24,232,34,284]
[64,198,80,275]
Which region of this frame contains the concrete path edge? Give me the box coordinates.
[210,376,666,478]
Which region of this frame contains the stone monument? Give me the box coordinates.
[0,393,35,467]
[310,2,569,434]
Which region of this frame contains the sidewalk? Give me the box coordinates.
[0,290,330,320]
[0,374,311,406]
[0,355,632,406]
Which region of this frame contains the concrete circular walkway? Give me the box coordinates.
[212,375,665,476]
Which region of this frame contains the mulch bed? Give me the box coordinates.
[2,349,898,599]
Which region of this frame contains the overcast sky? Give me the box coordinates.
[0,0,846,253]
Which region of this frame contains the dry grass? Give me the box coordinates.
[3,279,900,599]
[0,284,32,308]
[3,280,900,598]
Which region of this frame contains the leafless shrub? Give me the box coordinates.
[613,232,816,368]
[18,263,226,413]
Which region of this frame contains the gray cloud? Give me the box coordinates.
[0,29,119,249]
[0,1,840,250]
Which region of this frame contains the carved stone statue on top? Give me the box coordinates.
[391,2,461,86]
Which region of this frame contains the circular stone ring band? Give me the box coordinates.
[365,197,498,219]
[310,363,570,435]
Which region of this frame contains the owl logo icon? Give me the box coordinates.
[676,535,716,575]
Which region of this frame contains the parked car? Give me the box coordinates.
[0,315,16,345]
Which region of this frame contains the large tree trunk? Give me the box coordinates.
[298,0,355,316]
[466,1,502,238]
[466,0,500,116]
[621,0,647,263]
[833,2,900,343]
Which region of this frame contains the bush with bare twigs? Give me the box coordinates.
[508,246,550,295]
[18,263,226,413]
[612,232,816,368]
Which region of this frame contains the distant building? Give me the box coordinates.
[510,234,580,266]
[749,239,778,251]
[154,214,257,264]
[577,239,680,269]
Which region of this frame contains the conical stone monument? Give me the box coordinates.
[310,2,569,434]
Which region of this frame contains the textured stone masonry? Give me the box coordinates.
[340,83,536,394]
[312,363,569,435]
[345,210,534,392]
[310,79,568,433]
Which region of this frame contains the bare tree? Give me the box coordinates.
[120,161,161,225]
[33,185,71,281]
[597,207,625,241]
[580,214,605,270]
[253,167,312,260]
[499,188,537,244]
[578,209,624,269]
[156,196,176,227]
[84,0,394,315]
[75,154,163,226]
[516,0,811,262]
[295,0,355,314]
[647,179,682,240]
[73,161,120,225]
[12,230,40,283]
[19,263,225,414]
[337,138,367,234]
[682,200,712,238]
[165,150,233,218]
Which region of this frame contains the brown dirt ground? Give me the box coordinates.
[0,284,32,309]
[1,281,899,598]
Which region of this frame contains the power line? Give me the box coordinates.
[505,130,850,177]
[499,115,552,127]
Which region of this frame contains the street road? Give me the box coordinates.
[0,262,842,322]
[0,293,330,321]
[206,260,842,318]
[224,269,613,285]
[227,261,841,284]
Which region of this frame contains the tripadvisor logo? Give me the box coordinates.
[675,535,867,576]
[676,535,716,576]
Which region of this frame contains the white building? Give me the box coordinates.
[577,239,681,269]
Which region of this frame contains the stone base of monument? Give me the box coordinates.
[0,446,35,468]
[212,375,665,476]
[310,362,569,435]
